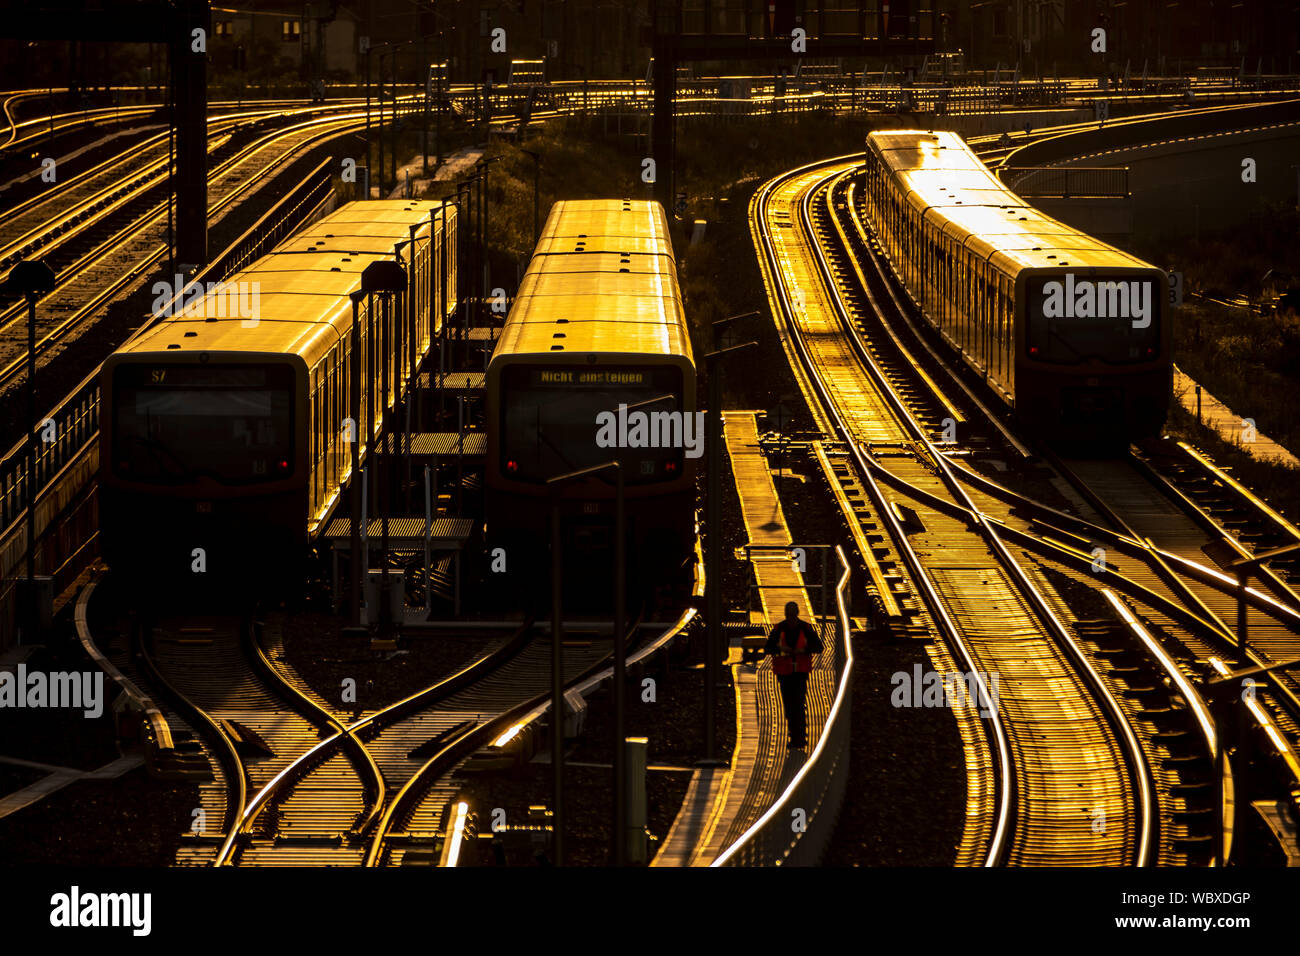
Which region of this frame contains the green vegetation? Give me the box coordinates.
[413,112,873,347]
[1172,299,1300,456]
[1130,200,1300,501]
[1134,200,1300,306]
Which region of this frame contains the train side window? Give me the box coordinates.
[309,368,318,515]
[324,351,331,495]
[1003,277,1013,380]
[993,286,1003,379]
[318,368,326,509]
[328,352,335,489]
[341,337,350,479]
[963,250,972,350]
[315,367,324,511]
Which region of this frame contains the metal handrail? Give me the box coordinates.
[712,544,853,866]
[1000,165,1130,198]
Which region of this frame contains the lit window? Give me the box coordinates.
[281,20,301,41]
[215,20,233,37]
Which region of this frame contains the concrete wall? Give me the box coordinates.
[1006,99,1300,243]
[1057,125,1300,243]
[927,108,1091,138]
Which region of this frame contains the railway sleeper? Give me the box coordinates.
[1161,753,1214,773]
[408,718,479,760]
[1134,706,1189,728]
[147,749,212,781]
[1169,780,1216,800]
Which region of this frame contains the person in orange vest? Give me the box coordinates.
[764,601,823,750]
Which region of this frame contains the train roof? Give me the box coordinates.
[493,200,693,362]
[114,200,454,369]
[867,129,1156,273]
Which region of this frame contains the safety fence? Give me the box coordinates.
[1001,165,1130,199]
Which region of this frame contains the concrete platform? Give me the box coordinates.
[654,412,836,866]
[1174,364,1299,468]
[0,754,144,820]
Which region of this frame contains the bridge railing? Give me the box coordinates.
[1001,165,1130,199]
[1005,97,1300,170]
[712,545,853,867]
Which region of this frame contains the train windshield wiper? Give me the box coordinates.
[123,434,192,480]
[537,428,575,471]
[1048,324,1087,361]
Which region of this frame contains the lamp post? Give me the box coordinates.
[456,174,480,369]
[547,460,626,866]
[357,259,408,634]
[369,40,414,197]
[1204,538,1300,665]
[378,51,386,196]
[421,35,429,178]
[700,322,758,764]
[4,260,56,642]
[520,148,541,247]
[349,291,364,627]
[475,156,503,326]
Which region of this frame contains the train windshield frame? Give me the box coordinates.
[499,364,687,485]
[1023,272,1162,365]
[111,362,295,485]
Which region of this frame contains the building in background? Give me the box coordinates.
[0,1,1297,94]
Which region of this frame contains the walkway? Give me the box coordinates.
[653,412,836,866]
[1173,364,1299,468]
[0,753,144,820]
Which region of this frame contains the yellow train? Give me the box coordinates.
[485,199,697,606]
[863,129,1170,443]
[99,199,457,587]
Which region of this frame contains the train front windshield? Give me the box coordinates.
[1024,273,1161,364]
[112,363,294,484]
[501,365,686,484]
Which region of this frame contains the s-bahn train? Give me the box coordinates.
[485,199,697,607]
[99,199,458,587]
[862,129,1171,443]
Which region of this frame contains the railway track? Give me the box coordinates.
[0,101,369,255]
[0,107,375,400]
[132,612,379,867]
[216,622,530,866]
[76,568,700,867]
[754,158,1234,866]
[364,630,620,867]
[754,124,1300,860]
[820,145,1300,806]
